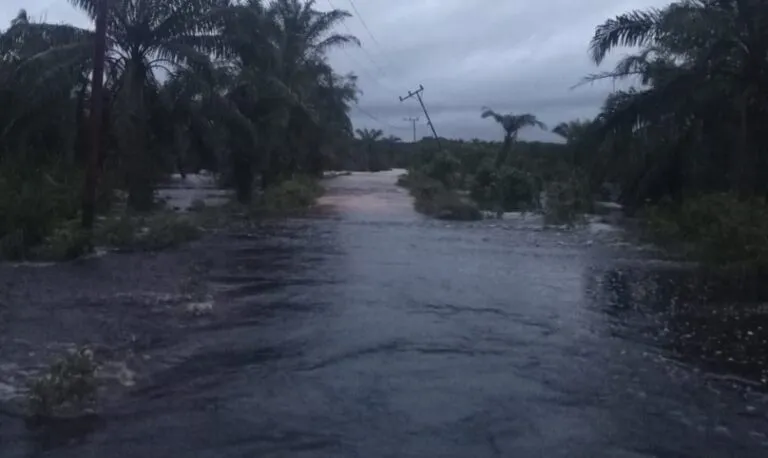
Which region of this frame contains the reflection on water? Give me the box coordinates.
[2,171,768,457]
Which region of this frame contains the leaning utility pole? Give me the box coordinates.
[399,85,441,149]
[403,116,419,142]
[82,0,108,230]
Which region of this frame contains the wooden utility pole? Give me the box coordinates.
[399,85,441,149]
[403,116,419,142]
[82,0,108,230]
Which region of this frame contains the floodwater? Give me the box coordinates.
[1,170,767,457]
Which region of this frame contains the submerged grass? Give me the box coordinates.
[27,347,98,418]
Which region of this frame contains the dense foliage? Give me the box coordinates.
[576,0,768,265]
[580,0,768,210]
[0,0,361,258]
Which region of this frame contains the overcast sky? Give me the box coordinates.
[1,0,670,142]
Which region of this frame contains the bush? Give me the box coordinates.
[418,151,462,188]
[258,176,323,212]
[542,173,591,227]
[31,220,92,261]
[404,173,481,221]
[27,347,98,417]
[495,167,539,211]
[0,160,81,260]
[643,193,768,266]
[469,164,539,212]
[95,212,201,251]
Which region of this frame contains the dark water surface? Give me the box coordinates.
[2,171,767,457]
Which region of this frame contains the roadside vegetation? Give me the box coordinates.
[0,0,358,262]
[576,0,768,268]
[395,0,768,268]
[27,347,98,418]
[396,136,588,225]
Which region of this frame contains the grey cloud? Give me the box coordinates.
[2,0,668,141]
[328,0,671,140]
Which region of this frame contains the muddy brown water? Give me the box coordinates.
[1,170,767,457]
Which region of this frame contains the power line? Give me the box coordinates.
[352,104,409,131]
[327,0,391,78]
[345,0,391,64]
[338,46,394,93]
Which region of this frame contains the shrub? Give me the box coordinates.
[27,347,98,417]
[469,164,539,212]
[141,213,202,250]
[643,193,768,266]
[0,160,81,260]
[404,173,481,221]
[468,162,496,205]
[419,152,462,188]
[430,193,482,221]
[542,173,591,227]
[95,212,201,251]
[259,176,323,212]
[495,167,539,211]
[31,220,92,261]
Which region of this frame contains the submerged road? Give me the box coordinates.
[2,170,767,457]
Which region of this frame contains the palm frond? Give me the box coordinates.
[315,34,360,53]
[589,8,663,64]
[480,107,506,124]
[67,0,100,22]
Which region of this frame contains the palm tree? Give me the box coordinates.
[356,128,383,171]
[480,107,546,166]
[0,10,92,163]
[552,120,591,144]
[221,0,359,194]
[585,0,768,206]
[64,0,231,210]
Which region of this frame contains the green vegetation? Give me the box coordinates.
[571,0,768,263]
[0,0,360,260]
[394,0,768,261]
[399,137,584,224]
[643,194,768,269]
[399,172,481,221]
[95,212,202,252]
[0,0,766,267]
[27,347,98,417]
[257,176,325,213]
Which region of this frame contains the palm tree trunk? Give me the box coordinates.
[735,96,753,198]
[233,152,253,204]
[496,132,512,167]
[124,64,154,211]
[73,79,88,165]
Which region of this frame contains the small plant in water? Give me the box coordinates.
[27,347,98,417]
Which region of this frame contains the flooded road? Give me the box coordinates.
[2,171,768,457]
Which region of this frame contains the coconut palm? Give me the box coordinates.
[480,107,546,166]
